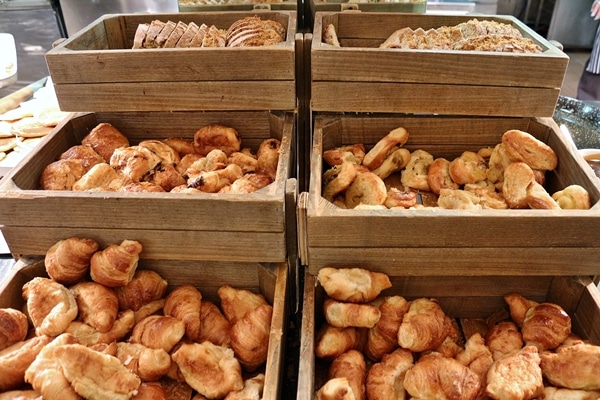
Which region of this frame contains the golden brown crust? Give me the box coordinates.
[164,285,202,341]
[522,303,571,351]
[115,342,171,382]
[256,138,281,180]
[0,335,54,392]
[60,145,105,171]
[317,267,392,304]
[345,171,387,208]
[130,315,186,353]
[366,348,413,400]
[324,298,381,329]
[486,346,544,400]
[502,162,535,209]
[115,269,168,312]
[0,308,28,351]
[198,300,231,347]
[427,157,459,195]
[502,129,558,171]
[81,123,130,163]
[40,159,87,190]
[328,350,367,400]
[365,296,409,361]
[44,237,98,285]
[315,324,366,360]
[193,124,241,156]
[90,239,143,288]
[362,127,409,170]
[71,281,119,334]
[540,343,600,391]
[397,298,450,353]
[230,303,272,372]
[552,184,591,210]
[217,285,268,325]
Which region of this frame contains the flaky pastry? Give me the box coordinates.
[230,303,273,372]
[115,269,168,311]
[522,302,571,351]
[130,315,185,353]
[366,348,413,400]
[22,277,77,336]
[485,345,543,400]
[0,308,29,351]
[90,239,143,287]
[317,267,392,303]
[329,350,367,400]
[365,295,409,361]
[397,298,450,353]
[540,342,600,390]
[324,298,381,329]
[81,122,130,163]
[0,335,53,392]
[71,281,119,333]
[164,284,202,341]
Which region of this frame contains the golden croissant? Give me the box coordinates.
[90,239,143,287]
[485,345,544,400]
[366,348,413,400]
[71,281,119,333]
[540,342,600,391]
[44,237,99,285]
[456,333,494,398]
[22,277,78,337]
[198,300,231,347]
[115,269,168,311]
[225,373,265,400]
[397,298,450,353]
[521,302,571,351]
[230,303,272,372]
[485,320,523,361]
[365,296,409,361]
[218,285,268,324]
[24,333,80,400]
[315,377,355,400]
[0,335,53,392]
[323,298,381,329]
[133,382,168,400]
[164,284,202,341]
[329,350,367,400]
[65,309,135,346]
[315,324,366,360]
[317,267,392,303]
[54,343,141,400]
[0,308,29,351]
[130,315,186,353]
[115,342,171,382]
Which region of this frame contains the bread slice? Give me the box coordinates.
[189,23,208,47]
[132,23,150,49]
[202,25,227,48]
[164,21,188,48]
[176,22,200,48]
[155,20,177,48]
[144,20,166,48]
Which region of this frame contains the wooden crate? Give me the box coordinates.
[0,256,289,400]
[297,113,600,275]
[310,12,569,117]
[179,1,298,13]
[0,110,295,262]
[297,269,600,400]
[45,11,297,112]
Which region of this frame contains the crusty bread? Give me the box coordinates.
[189,23,208,47]
[226,16,285,47]
[132,23,149,49]
[155,20,177,48]
[202,25,227,48]
[143,20,166,48]
[176,22,200,48]
[164,21,188,48]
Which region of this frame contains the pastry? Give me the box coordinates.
[71,281,119,333]
[315,377,355,400]
[0,335,53,392]
[130,315,186,353]
[397,298,450,353]
[372,147,411,180]
[485,321,523,361]
[486,345,544,400]
[345,171,387,208]
[60,144,105,170]
[315,324,366,360]
[110,145,162,183]
[65,309,135,346]
[72,162,120,191]
[115,269,168,311]
[522,303,571,351]
[256,138,281,180]
[198,300,231,347]
[194,124,241,156]
[427,157,459,195]
[366,348,413,400]
[365,295,409,361]
[502,129,557,171]
[323,144,366,167]
[224,373,265,400]
[323,161,357,202]
[329,350,366,400]
[230,303,273,372]
[502,162,535,209]
[115,342,171,382]
[540,343,600,390]
[317,267,391,303]
[164,284,202,341]
[81,123,130,163]
[226,16,286,47]
[40,159,87,190]
[449,151,488,185]
[323,298,381,329]
[503,292,539,327]
[90,239,143,287]
[552,184,591,210]
[362,127,409,170]
[217,285,268,325]
[401,149,434,191]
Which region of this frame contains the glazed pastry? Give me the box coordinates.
[427,157,459,195]
[485,345,544,400]
[115,269,167,311]
[323,298,381,329]
[110,145,162,183]
[502,162,535,209]
[397,298,450,353]
[164,284,202,341]
[503,292,539,327]
[315,324,366,360]
[81,122,130,163]
[225,373,265,400]
[329,350,367,400]
[130,315,186,353]
[71,281,119,333]
[401,149,434,191]
[323,144,366,167]
[485,321,523,361]
[24,333,80,400]
[522,302,571,351]
[116,342,171,382]
[72,162,120,191]
[0,335,53,392]
[60,144,105,170]
[65,309,135,346]
[366,348,413,400]
[45,236,99,285]
[404,352,481,400]
[256,138,281,180]
[541,343,600,390]
[345,171,388,208]
[0,308,29,351]
[217,285,268,325]
[502,129,557,171]
[139,139,181,166]
[372,147,411,180]
[230,303,273,372]
[365,295,409,361]
[194,124,241,156]
[171,342,244,399]
[323,161,357,202]
[23,277,78,336]
[317,267,391,303]
[198,300,231,347]
[90,239,143,287]
[315,377,355,400]
[54,343,141,400]
[449,151,488,185]
[552,184,591,210]
[40,159,87,190]
[362,127,409,170]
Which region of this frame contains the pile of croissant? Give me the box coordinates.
[0,237,273,400]
[314,267,600,400]
[40,122,281,194]
[322,127,591,210]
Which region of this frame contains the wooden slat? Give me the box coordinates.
[297,271,316,400]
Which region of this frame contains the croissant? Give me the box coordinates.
[54,343,141,400]
[139,139,181,166]
[115,269,168,311]
[315,324,367,360]
[90,239,143,287]
[365,296,409,361]
[164,285,202,341]
[0,390,43,400]
[133,382,168,400]
[485,321,523,361]
[22,277,78,336]
[256,138,281,180]
[218,285,268,325]
[134,299,166,324]
[65,309,135,346]
[40,159,87,190]
[44,237,99,285]
[542,387,600,400]
[317,267,392,303]
[71,281,119,333]
[404,352,481,400]
[224,373,265,400]
[230,303,272,372]
[81,122,130,163]
[24,333,80,400]
[521,302,571,351]
[198,300,231,347]
[116,342,171,382]
[486,346,544,400]
[329,350,366,400]
[397,298,450,353]
[540,343,600,391]
[0,335,53,391]
[456,333,494,398]
[172,341,244,399]
[130,315,185,353]
[323,298,381,329]
[0,308,29,351]
[502,162,536,209]
[60,144,105,171]
[316,378,355,400]
[366,348,413,400]
[503,292,539,327]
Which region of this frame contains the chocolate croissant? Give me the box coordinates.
[164,285,202,341]
[0,308,29,351]
[71,281,119,333]
[45,237,99,285]
[90,239,143,287]
[81,122,130,163]
[230,303,272,372]
[115,269,168,311]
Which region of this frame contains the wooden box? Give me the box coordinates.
[0,256,289,400]
[45,11,297,112]
[0,110,295,262]
[297,269,600,400]
[179,1,298,13]
[310,12,569,117]
[297,113,600,275]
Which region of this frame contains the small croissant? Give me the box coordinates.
[317,267,392,303]
[130,315,185,353]
[230,303,272,372]
[522,303,571,351]
[315,324,366,360]
[115,269,168,311]
[198,300,231,347]
[45,237,99,285]
[71,281,119,333]
[324,298,381,329]
[218,285,268,325]
[115,342,171,382]
[164,285,202,341]
[397,298,450,353]
[0,308,29,351]
[90,239,143,287]
[504,292,539,327]
[365,296,409,361]
[65,309,135,346]
[328,350,367,400]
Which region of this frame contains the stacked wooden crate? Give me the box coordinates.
[297,11,600,399]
